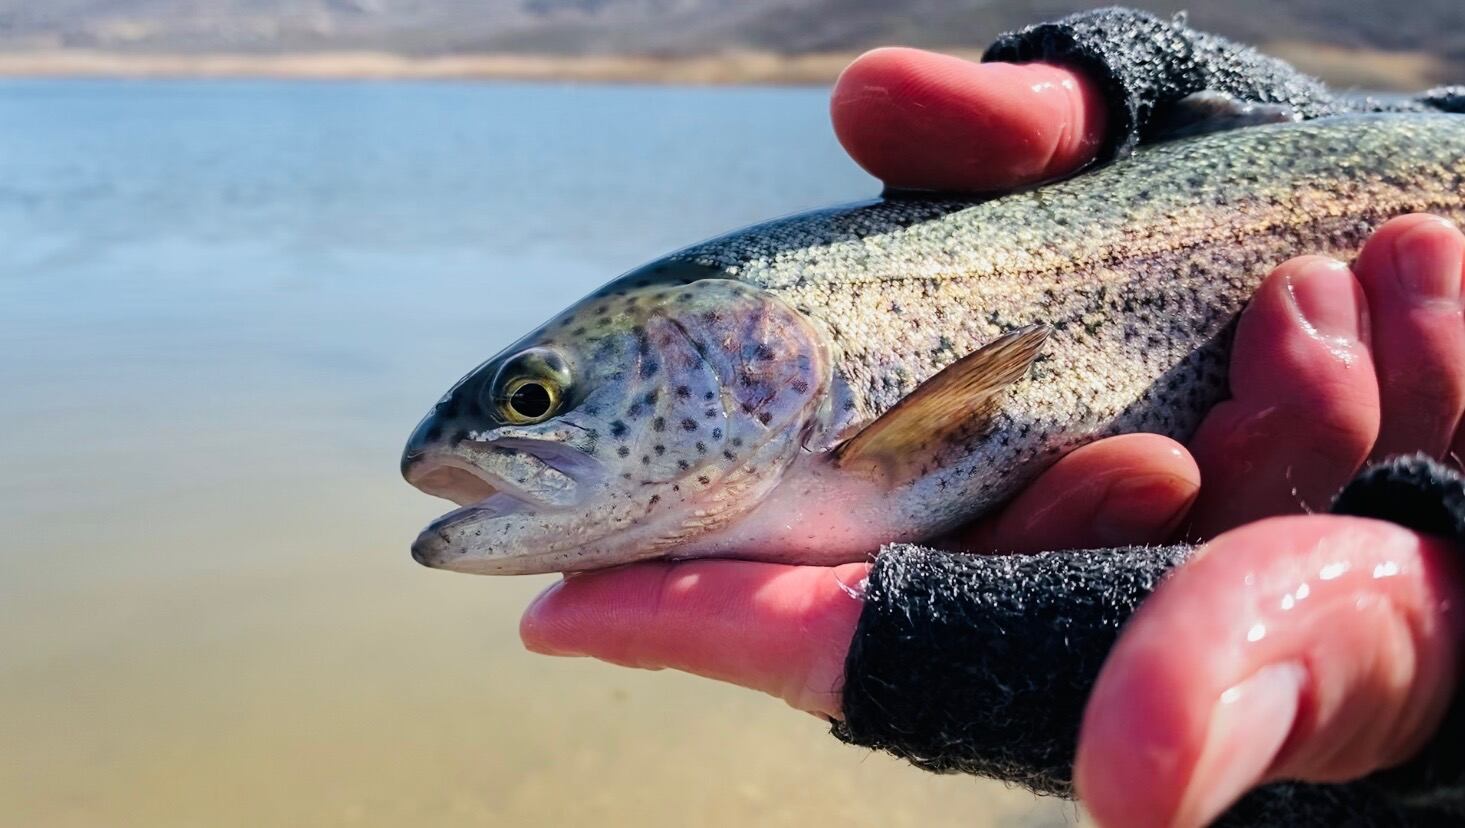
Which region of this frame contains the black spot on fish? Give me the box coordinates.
[704,408,717,419]
[628,403,644,418]
[695,442,706,453]
[653,416,665,432]
[649,494,660,506]
[757,412,772,425]
[677,460,690,471]
[711,428,722,440]
[704,391,715,401]
[617,446,630,458]
[791,379,809,394]
[641,361,659,379]
[610,420,627,438]
[641,455,651,465]
[722,450,736,460]
[572,327,587,336]
[731,438,743,447]
[654,444,666,456]
[680,418,697,432]
[675,386,691,400]
[697,475,710,485]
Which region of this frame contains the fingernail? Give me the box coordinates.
[1287,260,1363,342]
[1394,217,1464,304]
[1174,662,1305,828]
[1093,473,1197,546]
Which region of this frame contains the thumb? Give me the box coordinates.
[1076,516,1465,828]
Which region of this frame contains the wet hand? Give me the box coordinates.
[1077,515,1465,827]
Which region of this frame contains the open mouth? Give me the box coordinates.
[403,450,544,522]
[404,456,502,507]
[402,451,540,559]
[402,434,601,570]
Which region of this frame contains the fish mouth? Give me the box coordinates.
[402,439,601,571]
[403,452,511,508]
[403,449,543,557]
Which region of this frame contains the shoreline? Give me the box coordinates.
[0,43,1448,89]
[0,49,909,86]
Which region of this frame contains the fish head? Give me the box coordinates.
[402,264,834,574]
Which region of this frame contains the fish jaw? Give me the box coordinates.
[403,435,619,574]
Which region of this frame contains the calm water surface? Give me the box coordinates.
[0,79,1079,827]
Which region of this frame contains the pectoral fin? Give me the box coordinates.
[833,324,1050,481]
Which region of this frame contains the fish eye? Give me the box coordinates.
[489,348,573,425]
[502,378,559,424]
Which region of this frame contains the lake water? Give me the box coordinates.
[0,79,1079,827]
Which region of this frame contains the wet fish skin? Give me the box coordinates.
[404,112,1465,574]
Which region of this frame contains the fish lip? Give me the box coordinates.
[409,494,539,571]
[417,491,535,536]
[403,443,548,510]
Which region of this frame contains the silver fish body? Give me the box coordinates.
[404,113,1465,574]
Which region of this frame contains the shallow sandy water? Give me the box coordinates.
[0,78,1082,826]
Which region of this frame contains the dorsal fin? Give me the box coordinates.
[833,324,1050,481]
[1149,90,1301,142]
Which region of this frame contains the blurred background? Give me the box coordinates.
[1,2,1462,827]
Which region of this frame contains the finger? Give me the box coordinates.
[1184,256,1379,538]
[831,49,1108,192]
[1076,515,1465,828]
[952,433,1199,553]
[1352,214,1465,462]
[520,560,868,718]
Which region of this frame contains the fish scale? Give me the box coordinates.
[650,113,1465,549]
[403,113,1465,573]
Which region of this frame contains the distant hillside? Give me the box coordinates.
[2,1,1462,87]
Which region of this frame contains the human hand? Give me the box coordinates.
[522,48,1465,824]
[1076,514,1465,827]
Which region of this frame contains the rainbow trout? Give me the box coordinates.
[402,113,1465,574]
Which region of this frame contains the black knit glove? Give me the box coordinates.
[832,456,1465,826]
[983,7,1459,162]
